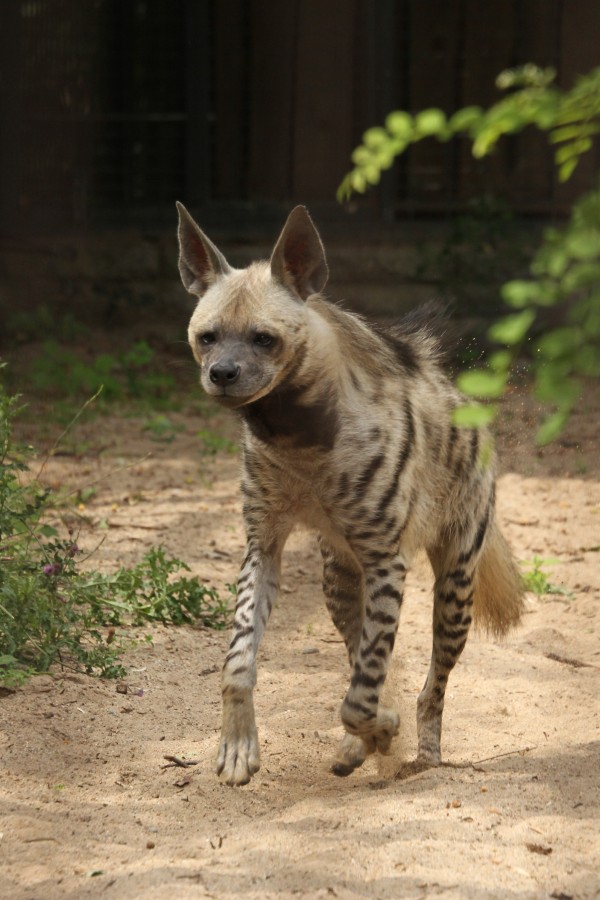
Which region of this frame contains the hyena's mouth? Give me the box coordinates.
[210,390,254,409]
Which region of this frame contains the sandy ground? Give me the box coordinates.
[1,384,599,899]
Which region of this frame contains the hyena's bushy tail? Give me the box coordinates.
[473,520,525,637]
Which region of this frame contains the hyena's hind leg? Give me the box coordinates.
[418,513,489,767]
[417,500,493,766]
[319,540,369,776]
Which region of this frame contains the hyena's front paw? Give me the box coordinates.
[216,694,260,786]
[341,701,400,756]
[331,733,367,777]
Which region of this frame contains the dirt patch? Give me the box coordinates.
[1,385,599,899]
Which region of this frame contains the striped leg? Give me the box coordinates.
[216,535,286,785]
[339,555,407,761]
[418,521,487,766]
[320,541,370,775]
[320,540,364,665]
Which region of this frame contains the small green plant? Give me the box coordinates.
[28,340,175,407]
[6,305,89,343]
[197,428,238,456]
[0,370,234,687]
[521,556,572,597]
[143,414,183,442]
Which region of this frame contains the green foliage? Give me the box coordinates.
[340,65,600,443]
[0,373,233,687]
[143,414,183,442]
[339,66,600,200]
[6,304,89,343]
[197,428,238,456]
[521,556,572,597]
[29,340,175,407]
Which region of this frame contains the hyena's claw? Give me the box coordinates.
[331,733,367,777]
[216,734,260,786]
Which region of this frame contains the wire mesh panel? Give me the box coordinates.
[1,0,598,236]
[0,0,191,232]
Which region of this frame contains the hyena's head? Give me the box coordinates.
[176,203,328,408]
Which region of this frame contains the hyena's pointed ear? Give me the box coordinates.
[176,201,232,296]
[270,206,329,301]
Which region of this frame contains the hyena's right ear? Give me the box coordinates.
[176,201,232,296]
[270,206,329,301]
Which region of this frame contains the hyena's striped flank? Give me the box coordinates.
[176,202,525,786]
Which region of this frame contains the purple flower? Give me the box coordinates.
[43,563,61,577]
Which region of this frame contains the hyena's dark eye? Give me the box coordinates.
[254,332,274,348]
[199,332,217,346]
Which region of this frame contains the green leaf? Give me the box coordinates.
[362,164,382,185]
[556,139,592,167]
[573,344,600,376]
[448,106,483,133]
[534,370,581,408]
[501,280,545,308]
[385,111,413,140]
[452,404,497,429]
[558,156,579,182]
[536,326,583,360]
[362,127,389,149]
[0,655,19,666]
[351,146,372,166]
[564,229,600,260]
[350,169,367,193]
[536,410,569,446]
[488,350,512,372]
[531,245,569,279]
[336,174,353,202]
[457,369,507,399]
[414,108,447,137]
[561,261,600,293]
[549,123,600,144]
[488,309,536,345]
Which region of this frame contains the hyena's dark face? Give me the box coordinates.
[177,203,329,408]
[187,267,308,407]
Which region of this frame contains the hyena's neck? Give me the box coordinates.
[239,303,341,452]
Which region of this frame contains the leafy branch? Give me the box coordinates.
[339,65,600,442]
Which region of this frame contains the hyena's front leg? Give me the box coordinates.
[339,555,407,761]
[216,539,285,785]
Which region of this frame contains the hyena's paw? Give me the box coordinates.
[216,695,260,786]
[331,733,367,777]
[416,700,442,768]
[216,731,260,786]
[341,701,400,756]
[415,745,442,768]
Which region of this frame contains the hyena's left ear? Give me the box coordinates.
[270,206,329,301]
[176,201,232,297]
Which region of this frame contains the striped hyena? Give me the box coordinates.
[176,202,524,786]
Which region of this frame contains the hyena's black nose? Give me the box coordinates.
[209,361,241,386]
